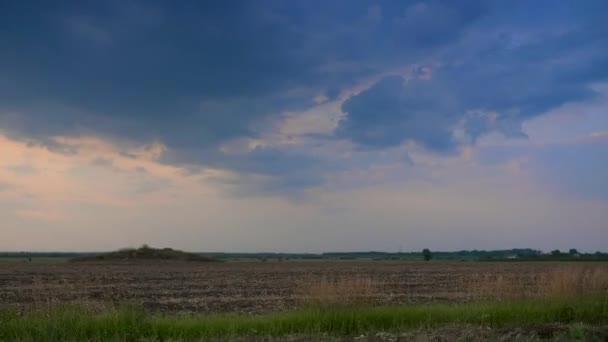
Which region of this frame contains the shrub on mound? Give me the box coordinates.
[71,245,218,262]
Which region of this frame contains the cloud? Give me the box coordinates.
[394,0,483,47]
[0,0,606,196]
[1,1,608,253]
[0,1,484,159]
[91,157,113,167]
[337,21,606,152]
[337,75,458,152]
[0,182,14,191]
[590,130,608,138]
[0,132,197,207]
[67,15,113,45]
[203,146,332,195]
[16,209,65,222]
[7,164,37,175]
[1,128,607,252]
[134,179,171,195]
[531,140,608,200]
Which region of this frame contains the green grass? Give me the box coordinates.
[1,296,606,341]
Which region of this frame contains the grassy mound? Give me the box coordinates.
[70,245,217,262]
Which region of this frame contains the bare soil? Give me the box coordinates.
[0,261,606,314]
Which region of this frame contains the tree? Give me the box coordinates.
[422,248,432,261]
[569,248,579,255]
[551,249,561,257]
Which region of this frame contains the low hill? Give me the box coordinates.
[70,245,218,263]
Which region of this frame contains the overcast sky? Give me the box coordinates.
[1,0,607,252]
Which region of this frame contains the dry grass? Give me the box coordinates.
[466,265,608,301]
[295,277,380,307]
[295,265,608,307]
[540,265,608,297]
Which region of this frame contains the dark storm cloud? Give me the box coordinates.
[1,0,607,191]
[0,0,484,148]
[337,76,458,152]
[337,21,607,151]
[167,145,333,194]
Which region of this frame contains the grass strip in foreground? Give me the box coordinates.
[0,296,606,340]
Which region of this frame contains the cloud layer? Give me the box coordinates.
[1,0,607,251]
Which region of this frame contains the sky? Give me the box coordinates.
[1,0,607,252]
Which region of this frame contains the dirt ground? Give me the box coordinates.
[208,325,608,341]
[0,261,606,314]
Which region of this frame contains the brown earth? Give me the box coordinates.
[0,261,606,314]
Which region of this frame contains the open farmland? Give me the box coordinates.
[1,261,607,314]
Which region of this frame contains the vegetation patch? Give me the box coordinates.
[70,245,218,263]
[0,296,606,341]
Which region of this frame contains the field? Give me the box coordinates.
[1,261,607,313]
[1,260,607,340]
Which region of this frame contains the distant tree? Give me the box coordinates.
[569,248,579,255]
[422,248,432,261]
[551,249,561,256]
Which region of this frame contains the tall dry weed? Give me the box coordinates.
[295,277,380,307]
[540,265,608,297]
[466,265,608,300]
